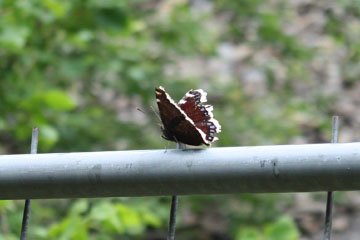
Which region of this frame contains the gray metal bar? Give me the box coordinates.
[168,143,183,240]
[20,127,39,240]
[324,116,340,240]
[0,142,360,200]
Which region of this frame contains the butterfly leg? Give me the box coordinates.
[164,140,169,153]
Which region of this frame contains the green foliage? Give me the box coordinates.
[34,199,165,239]
[0,0,355,239]
[237,228,262,240]
[48,216,88,240]
[264,216,299,240]
[258,13,311,58]
[236,216,299,240]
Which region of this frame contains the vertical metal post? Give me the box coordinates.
[168,143,184,240]
[323,116,339,240]
[20,127,39,240]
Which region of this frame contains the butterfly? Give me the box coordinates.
[155,86,221,146]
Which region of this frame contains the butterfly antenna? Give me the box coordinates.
[150,105,162,122]
[136,106,161,122]
[136,107,146,115]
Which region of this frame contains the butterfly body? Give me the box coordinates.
[155,86,221,146]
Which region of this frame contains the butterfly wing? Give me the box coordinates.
[155,87,206,145]
[178,89,221,144]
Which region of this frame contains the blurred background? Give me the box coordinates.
[1,0,360,239]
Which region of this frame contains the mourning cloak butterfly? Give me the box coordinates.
[155,86,221,146]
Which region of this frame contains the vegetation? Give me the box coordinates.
[1,0,359,239]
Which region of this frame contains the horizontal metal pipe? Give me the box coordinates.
[0,143,359,200]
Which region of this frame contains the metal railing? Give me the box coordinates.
[0,142,359,200]
[2,117,358,239]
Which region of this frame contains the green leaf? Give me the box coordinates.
[264,216,299,240]
[48,216,88,240]
[0,25,30,51]
[43,90,76,111]
[89,202,124,233]
[70,200,88,215]
[0,200,12,210]
[0,235,17,240]
[39,125,59,148]
[236,227,262,240]
[141,210,162,228]
[116,203,143,235]
[41,0,70,18]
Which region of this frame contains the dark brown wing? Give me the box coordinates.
[178,89,221,144]
[155,87,207,146]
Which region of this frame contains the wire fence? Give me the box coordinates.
[1,116,359,239]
